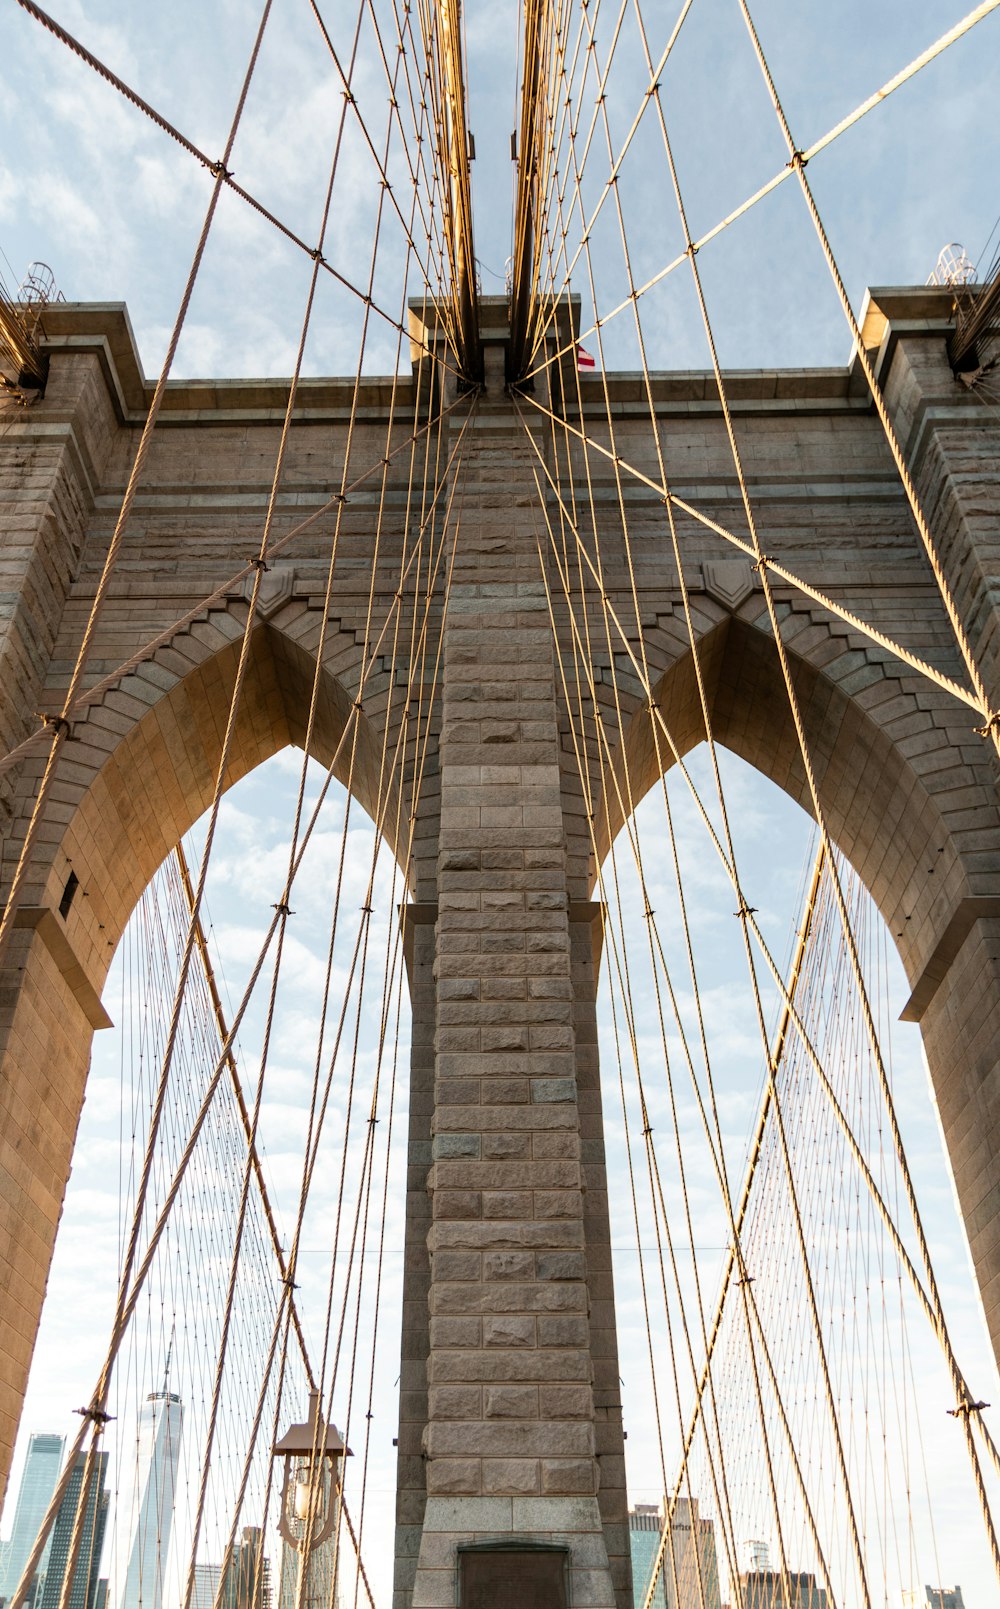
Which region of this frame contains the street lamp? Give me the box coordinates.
[273,1392,350,1552]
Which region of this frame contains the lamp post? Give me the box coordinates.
[273,1392,350,1555]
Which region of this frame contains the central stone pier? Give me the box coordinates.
[394,320,629,1609]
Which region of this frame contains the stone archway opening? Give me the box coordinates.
[593,739,1000,1608]
[0,614,415,1506]
[3,746,414,1609]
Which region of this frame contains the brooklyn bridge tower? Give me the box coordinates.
[2,3,1000,1608]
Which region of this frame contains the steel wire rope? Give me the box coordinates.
[514,388,981,718]
[380,0,467,334]
[522,0,695,370]
[531,507,705,1605]
[316,452,466,1410]
[304,0,464,375]
[252,405,463,1583]
[642,5,1000,1561]
[411,0,478,374]
[390,3,463,354]
[196,339,453,1609]
[533,508,784,1600]
[178,845,308,1609]
[549,576,823,1596]
[346,785,409,1609]
[511,396,1000,1475]
[536,370,1000,1528]
[564,27,867,1587]
[527,380,788,1586]
[10,0,468,384]
[518,0,1000,385]
[19,408,473,1603]
[0,391,468,788]
[174,841,315,1387]
[524,399,990,1596]
[102,0,396,1517]
[218,415,466,1596]
[532,478,746,1592]
[286,421,466,1605]
[270,411,466,1339]
[736,0,1000,755]
[4,1,280,1591]
[547,0,760,1240]
[519,0,574,367]
[0,0,273,988]
[655,847,830,1596]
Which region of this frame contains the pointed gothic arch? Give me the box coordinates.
[0,606,411,1487]
[587,604,1000,1363]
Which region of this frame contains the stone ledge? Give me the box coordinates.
[900,895,1000,1022]
[11,906,112,1030]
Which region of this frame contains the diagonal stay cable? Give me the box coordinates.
[0,391,467,785]
[0,0,275,974]
[173,841,315,1389]
[305,0,464,372]
[735,0,1000,764]
[6,5,281,1602]
[520,0,1000,383]
[3,394,475,1609]
[525,0,695,372]
[12,0,467,382]
[519,393,1000,1487]
[516,387,982,715]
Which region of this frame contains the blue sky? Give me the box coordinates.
[3,2,1000,1606]
[2,0,1000,376]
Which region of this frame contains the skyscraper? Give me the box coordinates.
[902,1590,966,1609]
[39,1453,110,1609]
[189,1565,220,1609]
[738,1545,828,1609]
[217,1530,271,1609]
[0,1434,65,1609]
[629,1499,722,1609]
[116,1389,183,1609]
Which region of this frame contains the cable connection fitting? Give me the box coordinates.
[272,901,295,917]
[360,902,373,915]
[788,149,808,172]
[209,160,233,180]
[948,1398,990,1417]
[734,901,757,921]
[751,554,772,573]
[353,696,364,712]
[975,710,1000,738]
[281,1274,299,1290]
[75,1404,115,1425]
[37,712,72,739]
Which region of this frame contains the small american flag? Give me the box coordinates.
[577,345,596,370]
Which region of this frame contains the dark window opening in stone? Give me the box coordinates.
[58,870,79,920]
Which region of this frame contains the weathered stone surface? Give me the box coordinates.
[3,292,1000,1609]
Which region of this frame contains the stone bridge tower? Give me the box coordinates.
[1,287,999,1609]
